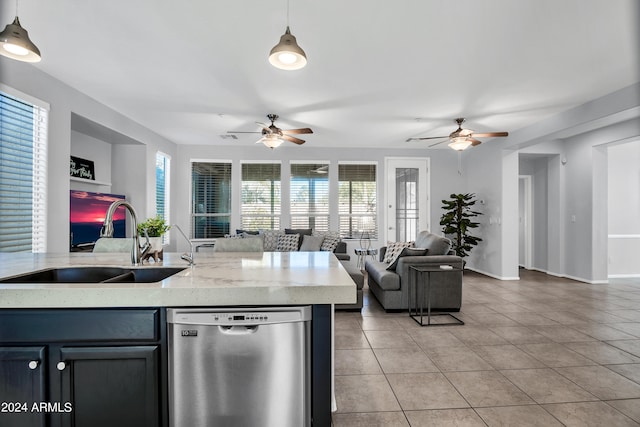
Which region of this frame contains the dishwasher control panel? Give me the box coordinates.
[168,306,311,326]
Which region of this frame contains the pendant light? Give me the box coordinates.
[0,1,41,63]
[269,0,307,70]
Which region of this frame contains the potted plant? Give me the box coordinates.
[440,193,483,265]
[137,216,170,252]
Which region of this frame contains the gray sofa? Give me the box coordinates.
[364,231,463,311]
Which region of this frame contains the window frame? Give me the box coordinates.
[290,161,330,232]
[190,160,232,239]
[155,151,171,244]
[240,161,282,231]
[0,86,49,253]
[338,161,378,240]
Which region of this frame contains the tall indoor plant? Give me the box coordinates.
[440,193,483,263]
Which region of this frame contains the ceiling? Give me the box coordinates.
[3,0,639,148]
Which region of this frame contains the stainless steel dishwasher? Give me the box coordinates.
[167,306,312,427]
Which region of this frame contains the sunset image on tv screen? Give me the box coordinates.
[70,190,126,246]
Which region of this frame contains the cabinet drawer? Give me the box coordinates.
[0,309,160,343]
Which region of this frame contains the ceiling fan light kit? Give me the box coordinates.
[260,133,285,149]
[448,137,473,151]
[0,15,41,62]
[269,26,307,70]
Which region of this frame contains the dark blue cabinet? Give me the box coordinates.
[0,346,47,427]
[0,309,165,427]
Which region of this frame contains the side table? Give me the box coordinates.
[355,248,378,270]
[409,265,464,326]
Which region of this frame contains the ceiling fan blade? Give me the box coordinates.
[470,131,509,138]
[256,121,272,133]
[406,136,449,142]
[469,138,482,146]
[283,128,313,135]
[282,135,305,145]
[428,139,448,148]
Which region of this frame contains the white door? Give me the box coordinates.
[385,158,430,242]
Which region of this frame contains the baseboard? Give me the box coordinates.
[535,269,608,284]
[465,267,519,281]
[470,267,609,284]
[562,274,608,284]
[608,273,640,279]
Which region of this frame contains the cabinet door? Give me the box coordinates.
[0,347,47,427]
[55,346,159,427]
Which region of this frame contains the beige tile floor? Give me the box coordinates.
[333,270,640,426]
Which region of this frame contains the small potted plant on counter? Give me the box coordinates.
[137,216,170,254]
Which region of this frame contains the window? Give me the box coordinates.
[395,167,419,242]
[241,162,281,230]
[191,162,231,238]
[290,163,329,231]
[156,152,170,243]
[0,90,48,252]
[338,163,377,239]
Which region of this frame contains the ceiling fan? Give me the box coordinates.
[227,114,313,148]
[406,118,509,151]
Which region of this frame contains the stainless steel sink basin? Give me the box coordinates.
[0,267,186,284]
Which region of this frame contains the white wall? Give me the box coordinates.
[463,83,639,282]
[608,140,640,277]
[1,56,178,252]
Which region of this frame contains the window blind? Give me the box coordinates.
[191,162,231,238]
[156,152,170,243]
[241,163,281,230]
[338,163,377,239]
[0,91,48,252]
[290,163,329,231]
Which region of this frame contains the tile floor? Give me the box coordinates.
[332,270,640,426]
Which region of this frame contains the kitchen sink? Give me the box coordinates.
[0,267,186,284]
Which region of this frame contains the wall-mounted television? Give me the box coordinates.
[70,190,126,249]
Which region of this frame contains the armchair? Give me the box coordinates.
[364,231,463,311]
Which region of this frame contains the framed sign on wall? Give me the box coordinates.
[70,156,95,180]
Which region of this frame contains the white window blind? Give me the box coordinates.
[338,163,377,239]
[191,162,231,238]
[0,91,48,252]
[290,163,329,231]
[156,152,170,243]
[241,163,281,230]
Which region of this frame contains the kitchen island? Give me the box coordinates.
[0,251,356,427]
[0,251,356,308]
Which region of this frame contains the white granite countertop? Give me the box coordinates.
[0,251,357,308]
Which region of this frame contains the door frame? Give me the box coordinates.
[384,157,430,243]
[519,175,533,270]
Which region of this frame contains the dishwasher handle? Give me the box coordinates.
[219,325,259,335]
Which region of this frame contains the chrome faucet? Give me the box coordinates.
[100,200,151,265]
[173,224,195,266]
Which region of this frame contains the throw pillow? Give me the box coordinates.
[386,247,428,271]
[236,229,259,235]
[285,228,312,250]
[299,235,324,251]
[383,241,415,264]
[276,234,300,252]
[259,229,284,251]
[312,231,341,252]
